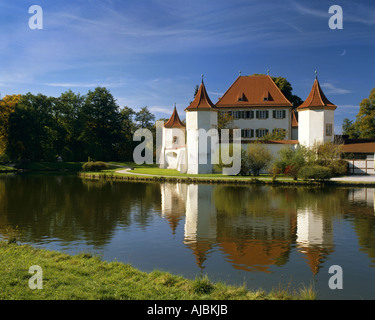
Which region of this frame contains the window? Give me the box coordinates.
[273,110,286,119]
[173,136,178,144]
[256,129,269,138]
[241,129,254,138]
[256,110,269,119]
[222,110,254,119]
[326,123,333,136]
[245,111,254,119]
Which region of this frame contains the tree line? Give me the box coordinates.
[342,88,375,138]
[0,87,155,162]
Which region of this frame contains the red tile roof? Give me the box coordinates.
[164,106,185,128]
[342,142,375,154]
[292,109,298,127]
[185,81,216,111]
[215,75,293,108]
[297,78,336,110]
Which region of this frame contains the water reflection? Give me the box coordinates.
[160,182,375,275]
[1,174,375,279]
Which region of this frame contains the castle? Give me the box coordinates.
[159,74,337,174]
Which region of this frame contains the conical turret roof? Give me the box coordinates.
[185,80,216,111]
[297,77,336,110]
[164,105,185,128]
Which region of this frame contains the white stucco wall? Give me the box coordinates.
[298,109,334,148]
[186,110,218,174]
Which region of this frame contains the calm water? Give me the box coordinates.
[1,174,375,299]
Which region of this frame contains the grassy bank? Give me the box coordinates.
[13,162,85,172]
[0,242,315,300]
[79,162,339,187]
[0,165,17,173]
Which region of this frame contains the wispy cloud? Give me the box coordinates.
[321,83,351,95]
[289,1,375,25]
[335,104,360,115]
[44,79,128,89]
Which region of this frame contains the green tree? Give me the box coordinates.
[135,106,155,129]
[79,87,122,161]
[271,76,303,108]
[7,93,56,161]
[352,88,375,138]
[53,90,86,161]
[117,106,137,161]
[0,95,21,158]
[246,142,273,176]
[342,118,359,139]
[273,146,311,180]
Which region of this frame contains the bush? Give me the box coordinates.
[298,165,332,181]
[273,146,311,180]
[82,161,108,172]
[247,142,273,176]
[317,159,348,177]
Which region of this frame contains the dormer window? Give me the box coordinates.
[237,93,246,102]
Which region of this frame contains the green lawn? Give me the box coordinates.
[0,242,316,300]
[105,162,295,180]
[0,165,16,171]
[14,162,86,172]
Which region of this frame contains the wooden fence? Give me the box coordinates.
[346,159,375,175]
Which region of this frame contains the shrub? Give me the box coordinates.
[82,161,108,172]
[318,159,348,177]
[192,275,214,294]
[273,146,312,180]
[298,165,332,181]
[247,142,273,176]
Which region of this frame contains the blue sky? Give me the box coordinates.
[0,0,374,133]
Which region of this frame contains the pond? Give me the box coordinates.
[0,174,375,299]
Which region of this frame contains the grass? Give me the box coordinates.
[14,162,86,172]
[0,242,316,300]
[0,165,16,172]
[91,162,296,181]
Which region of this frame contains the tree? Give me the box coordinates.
[53,90,85,161]
[342,88,375,138]
[271,76,303,108]
[0,95,21,158]
[135,106,155,129]
[79,87,122,161]
[7,93,56,161]
[117,106,137,161]
[273,146,311,180]
[342,118,359,139]
[246,142,273,176]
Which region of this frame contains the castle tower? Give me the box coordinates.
[297,74,337,147]
[185,78,218,174]
[159,105,186,172]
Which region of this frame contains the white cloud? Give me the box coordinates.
[321,83,351,95]
[335,105,359,114]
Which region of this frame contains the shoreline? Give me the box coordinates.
[78,170,375,187]
[0,242,315,300]
[2,161,375,187]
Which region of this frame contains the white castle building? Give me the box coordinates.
[159,74,337,175]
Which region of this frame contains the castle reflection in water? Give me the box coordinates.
[160,183,375,275]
